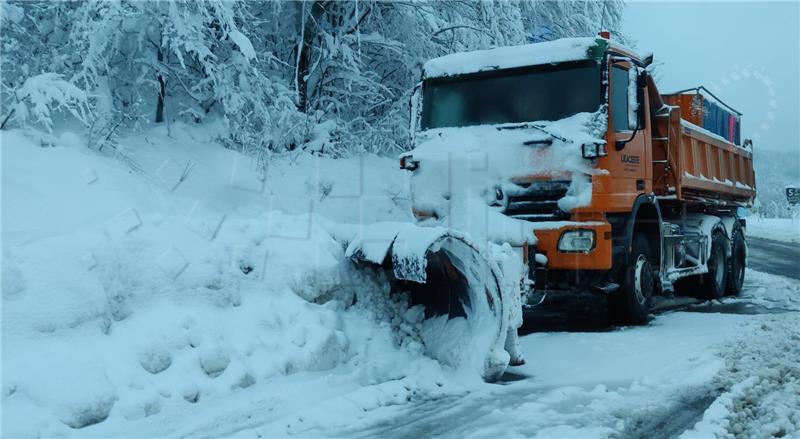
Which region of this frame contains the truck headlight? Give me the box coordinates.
[558,229,595,252]
[581,142,607,159]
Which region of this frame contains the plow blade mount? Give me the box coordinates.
[346,223,512,380]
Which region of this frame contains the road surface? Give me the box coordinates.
[747,236,800,279]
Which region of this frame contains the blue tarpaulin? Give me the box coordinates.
[702,98,740,145]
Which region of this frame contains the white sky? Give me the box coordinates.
[623,1,800,154]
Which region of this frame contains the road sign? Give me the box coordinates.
[786,187,800,205]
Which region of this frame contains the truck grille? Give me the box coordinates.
[503,180,570,221]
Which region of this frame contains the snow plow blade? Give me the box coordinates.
[345,223,519,380]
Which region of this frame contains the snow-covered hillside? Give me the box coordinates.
[1,125,478,437]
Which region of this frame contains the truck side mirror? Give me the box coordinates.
[409,82,422,140]
[616,71,646,151]
[637,71,647,121]
[642,53,654,67]
[637,70,647,89]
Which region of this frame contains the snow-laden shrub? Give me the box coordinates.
[2,73,90,132]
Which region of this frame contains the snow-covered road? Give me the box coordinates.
[303,269,800,439]
[179,266,798,439]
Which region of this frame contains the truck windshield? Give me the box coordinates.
[421,60,601,130]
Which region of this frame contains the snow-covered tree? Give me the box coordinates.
[1,0,627,156]
[1,73,90,132]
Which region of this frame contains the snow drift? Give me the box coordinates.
[0,125,498,437]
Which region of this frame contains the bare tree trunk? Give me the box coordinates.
[155,47,166,123]
[296,1,325,114]
[0,108,16,130]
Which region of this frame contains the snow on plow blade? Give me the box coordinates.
[345,223,514,380]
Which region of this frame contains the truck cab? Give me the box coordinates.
[403,34,755,324]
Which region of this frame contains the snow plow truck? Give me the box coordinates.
[345,32,755,380]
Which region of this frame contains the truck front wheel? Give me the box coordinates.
[609,234,654,325]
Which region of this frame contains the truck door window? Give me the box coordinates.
[611,66,630,132]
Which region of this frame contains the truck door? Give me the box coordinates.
[606,61,649,204]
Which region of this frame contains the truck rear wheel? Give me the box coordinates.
[702,231,728,300]
[609,234,654,325]
[726,229,746,296]
[677,231,728,300]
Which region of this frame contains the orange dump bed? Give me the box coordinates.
[650,98,756,207]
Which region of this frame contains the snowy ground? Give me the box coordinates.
[3,125,799,438]
[211,270,800,439]
[1,124,447,438]
[746,217,800,243]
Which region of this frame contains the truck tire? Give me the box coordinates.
[674,230,728,300]
[700,231,728,300]
[609,234,654,325]
[726,229,746,296]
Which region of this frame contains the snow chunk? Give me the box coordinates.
[58,131,83,148]
[198,345,231,378]
[18,356,119,430]
[344,221,410,264]
[389,225,448,282]
[138,342,172,374]
[228,29,256,60]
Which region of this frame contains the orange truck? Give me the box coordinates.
[402,33,756,324]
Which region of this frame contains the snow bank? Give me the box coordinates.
[722,269,800,312]
[423,37,601,78]
[406,110,607,247]
[680,313,800,439]
[0,126,451,437]
[746,217,800,243]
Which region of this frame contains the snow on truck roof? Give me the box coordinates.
[423,37,626,79]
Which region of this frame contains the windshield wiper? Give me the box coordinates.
[523,138,553,146]
[496,122,570,145]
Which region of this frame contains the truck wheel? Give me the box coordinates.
[726,229,746,296]
[699,231,728,300]
[609,234,654,325]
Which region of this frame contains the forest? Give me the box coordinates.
[1,1,624,158]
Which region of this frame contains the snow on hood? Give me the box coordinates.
[423,37,602,79]
[406,110,607,247]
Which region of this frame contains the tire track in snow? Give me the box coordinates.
[613,388,721,439]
